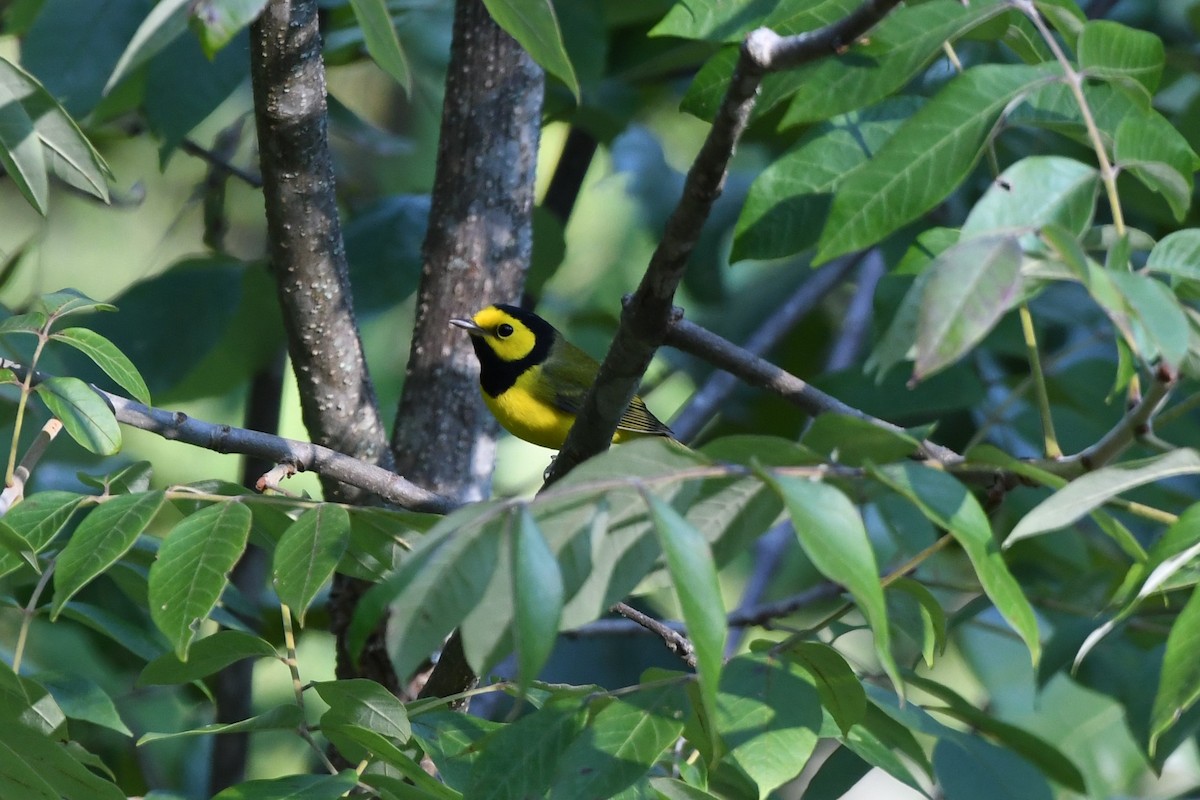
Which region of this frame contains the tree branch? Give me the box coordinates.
[670,256,861,442]
[250,0,402,693]
[613,601,696,667]
[393,0,544,705]
[662,317,960,463]
[543,0,905,485]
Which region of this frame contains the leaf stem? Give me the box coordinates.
[1018,304,1062,459]
[1018,0,1125,237]
[281,603,339,775]
[7,331,50,486]
[12,560,55,674]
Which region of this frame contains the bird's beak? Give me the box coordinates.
[450,318,485,335]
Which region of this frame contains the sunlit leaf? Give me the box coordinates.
[148,502,253,660]
[816,64,1058,263]
[272,504,350,626]
[52,491,165,618]
[35,376,121,455]
[348,0,412,94]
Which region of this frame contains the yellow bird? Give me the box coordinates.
[450,304,674,450]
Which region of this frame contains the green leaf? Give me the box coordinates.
[348,0,412,95]
[0,722,125,800]
[51,328,149,405]
[1146,229,1200,282]
[1,57,110,203]
[35,289,116,319]
[410,713,500,793]
[348,504,501,679]
[906,675,1085,793]
[511,506,564,691]
[888,577,947,668]
[148,502,253,660]
[732,97,922,262]
[1150,586,1200,755]
[482,0,579,102]
[104,0,191,93]
[650,0,856,43]
[799,413,922,466]
[816,63,1059,263]
[645,494,726,727]
[1010,450,1200,543]
[0,311,48,337]
[0,521,38,574]
[52,491,165,618]
[1077,20,1164,95]
[0,733,58,800]
[961,156,1099,238]
[139,629,276,685]
[764,474,901,691]
[0,490,80,554]
[550,682,688,798]
[139,704,302,744]
[913,234,1023,382]
[211,772,358,800]
[188,0,267,57]
[788,642,867,736]
[314,678,411,744]
[467,699,586,800]
[58,601,169,662]
[34,671,132,736]
[934,734,1052,800]
[1115,113,1198,221]
[272,504,350,626]
[1110,271,1190,367]
[870,463,1040,663]
[764,1,1002,121]
[35,376,122,455]
[714,654,822,798]
[714,0,1010,125]
[649,777,722,800]
[0,59,49,213]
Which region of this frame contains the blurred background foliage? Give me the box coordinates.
[2,0,1200,797]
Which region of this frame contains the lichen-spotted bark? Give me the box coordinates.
[249,0,399,691]
[392,0,542,501]
[391,0,543,699]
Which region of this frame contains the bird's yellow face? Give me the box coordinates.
[457,306,538,362]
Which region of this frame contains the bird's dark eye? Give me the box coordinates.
[496,323,514,338]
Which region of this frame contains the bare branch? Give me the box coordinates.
[663,317,960,463]
[544,0,905,484]
[670,256,861,443]
[825,251,885,373]
[0,419,62,515]
[1053,364,1177,475]
[0,358,455,514]
[613,601,696,667]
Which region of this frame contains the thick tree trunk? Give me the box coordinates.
[391,0,544,697]
[249,0,400,690]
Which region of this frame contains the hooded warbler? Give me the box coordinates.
[450,304,674,450]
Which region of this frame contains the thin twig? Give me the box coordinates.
[670,256,861,442]
[825,251,886,373]
[281,604,340,775]
[1017,0,1125,237]
[181,137,263,188]
[1019,304,1062,459]
[663,317,960,463]
[0,419,62,515]
[612,601,696,667]
[0,358,453,514]
[1053,364,1176,474]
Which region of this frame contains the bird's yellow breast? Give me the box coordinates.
[482,364,633,450]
